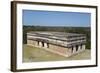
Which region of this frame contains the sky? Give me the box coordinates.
[23,10,91,27]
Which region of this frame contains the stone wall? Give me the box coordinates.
[27,40,37,46]
[27,40,85,57]
[49,44,71,57]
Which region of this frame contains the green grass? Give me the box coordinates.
[23,44,91,62]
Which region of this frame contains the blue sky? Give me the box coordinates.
[23,10,91,27]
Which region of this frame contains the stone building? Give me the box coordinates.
[27,32,86,57]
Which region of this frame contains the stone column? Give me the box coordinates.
[44,42,48,48]
[78,45,81,52]
[73,46,76,54]
[82,45,85,50]
[39,42,42,47]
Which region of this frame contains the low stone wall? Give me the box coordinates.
[27,40,37,46]
[49,44,71,57]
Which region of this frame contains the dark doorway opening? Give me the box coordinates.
[37,41,39,45]
[47,43,49,48]
[76,45,78,51]
[42,42,44,47]
[72,46,73,53]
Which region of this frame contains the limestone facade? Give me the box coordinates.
[27,32,86,57]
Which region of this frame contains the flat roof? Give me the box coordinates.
[27,31,85,37]
[27,31,86,41]
[27,32,86,47]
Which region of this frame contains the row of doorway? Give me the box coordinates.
[37,41,49,48]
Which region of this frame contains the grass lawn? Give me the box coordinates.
[23,44,91,62]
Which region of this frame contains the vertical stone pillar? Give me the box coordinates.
[44,42,48,48]
[78,45,81,52]
[73,46,76,54]
[39,42,42,47]
[68,47,72,56]
[82,45,85,50]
